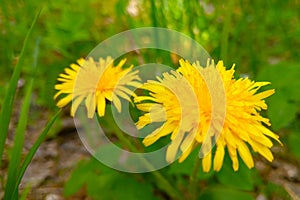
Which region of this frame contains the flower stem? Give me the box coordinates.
[189,155,201,200]
[220,0,235,64]
[107,116,183,200]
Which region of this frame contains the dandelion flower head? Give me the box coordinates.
[54,56,141,118]
[135,59,281,172]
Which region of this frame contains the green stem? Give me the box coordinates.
[220,0,235,64]
[185,0,196,40]
[150,0,158,28]
[189,155,201,200]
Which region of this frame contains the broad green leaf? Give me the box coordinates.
[64,157,114,196]
[256,62,300,130]
[199,186,254,200]
[64,157,117,197]
[87,173,160,200]
[64,159,95,196]
[65,157,160,200]
[256,62,300,93]
[267,92,298,131]
[112,176,160,200]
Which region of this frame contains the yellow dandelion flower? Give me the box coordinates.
[135,59,281,172]
[54,56,141,118]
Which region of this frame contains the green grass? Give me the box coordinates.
[10,110,61,199]
[0,9,41,167]
[0,8,61,200]
[4,21,41,200]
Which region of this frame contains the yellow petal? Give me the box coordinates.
[134,96,158,103]
[117,85,135,97]
[115,89,132,102]
[112,94,122,112]
[178,141,194,163]
[58,73,71,79]
[56,94,72,108]
[180,130,196,152]
[64,68,77,77]
[70,63,80,71]
[237,141,254,169]
[257,125,282,145]
[97,96,106,117]
[85,93,96,118]
[143,122,175,146]
[249,140,274,162]
[136,103,157,112]
[136,114,152,129]
[54,90,63,99]
[227,145,239,171]
[202,151,212,172]
[253,89,275,100]
[71,95,85,117]
[103,91,113,101]
[213,144,225,171]
[127,81,142,88]
[166,130,184,163]
[77,58,85,66]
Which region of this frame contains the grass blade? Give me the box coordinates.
[3,37,41,200]
[19,183,32,200]
[0,8,42,167]
[3,77,34,200]
[11,110,61,199]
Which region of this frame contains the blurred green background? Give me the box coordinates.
[1,0,300,199]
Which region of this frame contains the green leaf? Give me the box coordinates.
[288,131,300,159]
[112,176,160,200]
[216,154,257,191]
[87,173,160,200]
[65,157,160,200]
[256,63,300,94]
[199,186,254,200]
[264,182,292,200]
[86,173,116,200]
[256,62,300,130]
[267,92,298,131]
[64,156,121,197]
[64,159,96,196]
